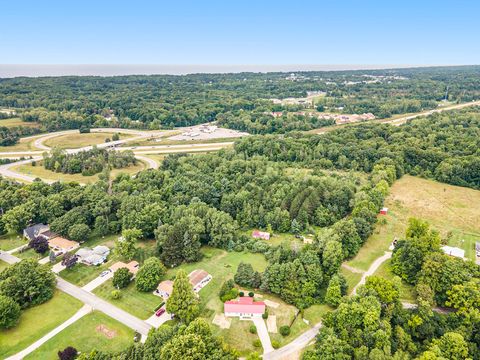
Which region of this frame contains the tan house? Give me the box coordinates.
[188,269,212,292]
[109,261,140,275]
[155,280,174,299]
[48,236,80,255]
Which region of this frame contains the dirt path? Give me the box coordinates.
[351,251,392,295]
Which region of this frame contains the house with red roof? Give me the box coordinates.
[224,297,266,319]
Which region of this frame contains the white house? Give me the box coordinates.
[224,297,266,319]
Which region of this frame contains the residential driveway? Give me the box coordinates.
[252,318,274,354]
[145,307,172,328]
[263,322,322,360]
[82,270,113,292]
[6,304,92,360]
[51,262,66,274]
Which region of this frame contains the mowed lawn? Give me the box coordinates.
[346,175,480,271]
[13,160,146,184]
[44,132,132,149]
[0,291,83,359]
[25,311,133,360]
[0,233,27,251]
[93,280,162,320]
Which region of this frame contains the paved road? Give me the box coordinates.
[383,100,480,126]
[6,305,92,360]
[263,322,322,360]
[352,251,392,295]
[82,270,113,292]
[0,251,152,336]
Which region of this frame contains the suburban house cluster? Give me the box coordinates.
[23,223,110,265]
[155,269,212,299]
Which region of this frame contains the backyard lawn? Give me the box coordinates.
[346,175,480,271]
[25,311,133,360]
[0,233,27,251]
[93,280,162,320]
[0,291,83,359]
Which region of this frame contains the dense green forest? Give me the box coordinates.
[235,107,480,190]
[0,66,479,135]
[1,106,480,358]
[42,147,137,176]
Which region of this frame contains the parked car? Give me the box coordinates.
[100,270,110,277]
[155,308,165,317]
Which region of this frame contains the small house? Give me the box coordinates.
[252,230,270,240]
[441,245,465,259]
[48,236,80,255]
[76,245,110,266]
[23,224,56,241]
[109,261,140,275]
[155,280,174,299]
[224,297,266,319]
[188,269,212,292]
[379,207,388,215]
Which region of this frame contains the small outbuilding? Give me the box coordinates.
[379,207,388,215]
[252,230,270,240]
[441,245,465,259]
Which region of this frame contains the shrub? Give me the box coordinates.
[111,290,122,300]
[220,288,239,303]
[0,295,21,329]
[262,311,269,319]
[219,279,235,299]
[239,291,244,297]
[279,325,291,336]
[29,236,49,254]
[249,324,257,334]
[113,268,132,289]
[253,339,261,348]
[58,346,78,360]
[272,340,280,349]
[248,291,254,297]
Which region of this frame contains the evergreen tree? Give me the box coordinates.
[166,270,200,323]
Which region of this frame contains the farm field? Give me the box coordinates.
[43,132,132,149]
[346,175,480,272]
[12,160,146,184]
[0,291,83,359]
[24,311,133,360]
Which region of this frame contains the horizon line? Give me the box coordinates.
[1,63,478,78]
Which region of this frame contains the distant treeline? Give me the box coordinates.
[0,66,478,133]
[234,107,480,190]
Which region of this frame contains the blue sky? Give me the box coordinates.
[1,0,479,65]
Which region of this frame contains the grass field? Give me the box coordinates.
[24,311,133,360]
[340,267,363,292]
[0,233,27,251]
[0,291,83,359]
[346,175,480,271]
[44,132,132,149]
[0,260,10,272]
[13,160,146,184]
[0,117,41,128]
[93,280,162,320]
[0,136,40,152]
